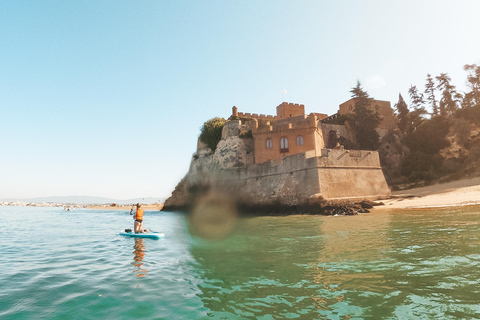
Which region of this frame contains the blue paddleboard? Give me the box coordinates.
[119,231,165,240]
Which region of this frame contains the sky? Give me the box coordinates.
[1,0,480,200]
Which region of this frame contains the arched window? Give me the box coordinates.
[280,137,289,153]
[266,138,272,149]
[296,136,304,146]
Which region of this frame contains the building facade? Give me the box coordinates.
[232,99,395,164]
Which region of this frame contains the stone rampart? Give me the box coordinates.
[164,147,390,210]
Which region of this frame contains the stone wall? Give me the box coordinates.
[164,145,390,211]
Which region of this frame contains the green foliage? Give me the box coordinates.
[395,93,409,134]
[239,129,253,139]
[399,116,450,183]
[402,116,450,155]
[424,74,438,115]
[401,151,441,183]
[337,136,357,150]
[387,63,480,187]
[407,108,426,133]
[408,85,425,110]
[407,85,427,131]
[455,104,480,125]
[199,117,226,152]
[349,81,381,150]
[453,118,471,147]
[462,64,480,108]
[436,73,460,116]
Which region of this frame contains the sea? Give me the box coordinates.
[1,205,479,319]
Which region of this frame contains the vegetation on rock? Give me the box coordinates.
[199,117,226,152]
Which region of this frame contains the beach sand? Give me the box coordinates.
[376,176,480,210]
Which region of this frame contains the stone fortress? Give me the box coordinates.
[163,98,395,212]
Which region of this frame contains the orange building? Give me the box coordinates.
[232,102,328,164]
[231,99,394,164]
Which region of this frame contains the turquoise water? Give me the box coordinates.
[1,206,480,319]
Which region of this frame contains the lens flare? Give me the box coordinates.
[189,192,238,240]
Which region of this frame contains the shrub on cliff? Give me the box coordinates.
[199,117,226,152]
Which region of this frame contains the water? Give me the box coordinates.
[1,206,480,319]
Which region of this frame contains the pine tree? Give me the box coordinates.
[349,81,381,150]
[424,74,438,115]
[408,85,425,111]
[436,73,461,116]
[463,64,480,108]
[407,85,427,131]
[395,93,409,134]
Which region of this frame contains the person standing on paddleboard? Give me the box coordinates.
[130,203,149,233]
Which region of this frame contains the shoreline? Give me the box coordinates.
[85,203,164,211]
[374,176,480,210]
[75,177,480,213]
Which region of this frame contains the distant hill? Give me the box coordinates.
[0,196,164,205]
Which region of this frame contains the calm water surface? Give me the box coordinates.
[1,206,480,319]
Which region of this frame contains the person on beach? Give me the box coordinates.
[130,203,149,233]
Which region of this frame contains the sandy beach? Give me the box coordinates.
[376,177,480,210]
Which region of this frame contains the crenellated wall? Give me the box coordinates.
[236,112,278,120]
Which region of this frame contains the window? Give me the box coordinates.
[280,137,289,153]
[266,138,272,149]
[296,136,304,146]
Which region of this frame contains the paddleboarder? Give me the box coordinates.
[130,203,149,233]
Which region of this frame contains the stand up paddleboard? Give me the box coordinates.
[119,231,165,240]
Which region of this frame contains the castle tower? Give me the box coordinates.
[232,106,238,117]
[276,102,305,119]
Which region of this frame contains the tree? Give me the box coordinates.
[199,117,226,152]
[395,93,409,134]
[424,74,438,115]
[436,73,461,116]
[349,81,381,150]
[408,85,425,110]
[401,116,450,182]
[462,64,480,108]
[407,85,427,131]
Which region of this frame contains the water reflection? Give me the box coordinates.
[188,209,480,319]
[380,207,480,318]
[132,238,148,277]
[189,216,331,319]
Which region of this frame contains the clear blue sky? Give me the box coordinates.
[1,0,479,200]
